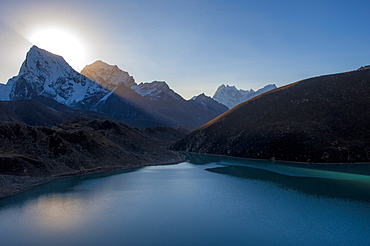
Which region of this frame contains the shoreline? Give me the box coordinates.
[181,151,370,165]
[0,157,186,200]
[5,151,370,200]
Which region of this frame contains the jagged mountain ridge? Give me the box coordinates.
[92,82,178,128]
[81,61,184,102]
[132,81,183,101]
[212,84,277,109]
[0,46,228,128]
[80,60,228,127]
[172,68,370,163]
[1,46,108,109]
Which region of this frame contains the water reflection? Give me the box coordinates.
[0,168,141,209]
[185,152,370,176]
[30,194,86,232]
[206,165,370,202]
[0,156,370,246]
[183,152,370,202]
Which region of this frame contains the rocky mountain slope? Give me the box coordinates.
[189,93,229,115]
[212,84,277,109]
[0,117,186,198]
[172,68,370,163]
[81,61,228,127]
[81,60,136,89]
[0,117,186,176]
[132,81,183,101]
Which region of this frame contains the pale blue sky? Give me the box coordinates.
[0,0,369,98]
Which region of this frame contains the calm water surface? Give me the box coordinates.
[1,153,370,246]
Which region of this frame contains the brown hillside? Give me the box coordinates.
[172,69,370,163]
[0,117,183,178]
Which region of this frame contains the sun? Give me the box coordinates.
[28,27,87,70]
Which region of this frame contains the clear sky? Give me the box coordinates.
[0,0,369,99]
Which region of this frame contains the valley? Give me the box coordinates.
[0,45,370,199]
[1,2,369,245]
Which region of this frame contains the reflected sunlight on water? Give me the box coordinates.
[28,194,87,232]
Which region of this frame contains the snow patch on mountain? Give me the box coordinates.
[212,84,277,109]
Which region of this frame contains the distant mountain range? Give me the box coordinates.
[212,84,277,109]
[0,46,229,128]
[81,60,229,128]
[0,46,279,128]
[172,67,370,163]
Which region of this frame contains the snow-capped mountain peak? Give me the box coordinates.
[4,46,108,107]
[81,60,136,90]
[19,45,68,74]
[212,83,277,109]
[0,46,232,129]
[132,81,183,101]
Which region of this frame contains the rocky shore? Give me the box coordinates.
[0,159,185,199]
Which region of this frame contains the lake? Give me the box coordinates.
[1,153,370,246]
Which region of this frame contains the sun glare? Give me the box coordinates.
[28,28,87,69]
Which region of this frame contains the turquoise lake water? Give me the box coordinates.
[1,153,370,246]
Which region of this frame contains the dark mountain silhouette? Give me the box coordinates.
[0,97,115,127]
[172,68,370,163]
[189,93,229,116]
[92,83,175,128]
[0,102,23,123]
[142,126,192,147]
